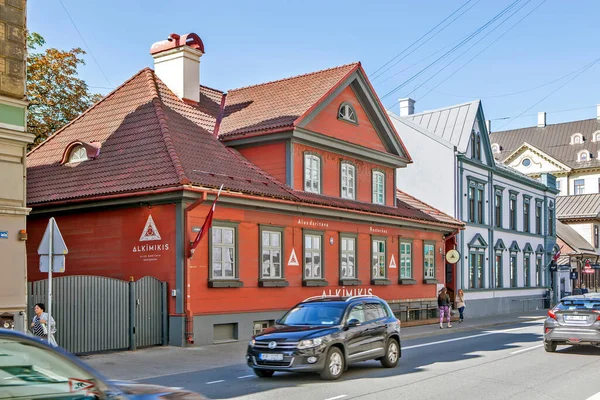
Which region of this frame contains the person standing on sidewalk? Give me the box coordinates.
[30,303,57,346]
[456,289,466,323]
[438,288,452,329]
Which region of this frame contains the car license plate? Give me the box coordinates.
[259,353,284,361]
[565,315,587,321]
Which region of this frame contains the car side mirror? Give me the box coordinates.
[346,318,361,328]
[275,319,282,325]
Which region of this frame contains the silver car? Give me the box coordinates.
[543,293,600,352]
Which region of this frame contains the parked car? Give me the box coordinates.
[0,329,206,399]
[246,295,401,380]
[543,293,600,352]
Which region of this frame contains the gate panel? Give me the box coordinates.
[134,276,164,348]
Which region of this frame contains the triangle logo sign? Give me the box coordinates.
[139,215,161,242]
[389,254,397,269]
[288,248,300,266]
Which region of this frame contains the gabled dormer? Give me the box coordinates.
[577,150,591,162]
[570,133,584,145]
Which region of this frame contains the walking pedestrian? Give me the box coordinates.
[438,287,452,329]
[30,303,57,346]
[581,284,589,294]
[456,289,466,323]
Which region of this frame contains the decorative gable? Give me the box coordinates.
[523,243,533,253]
[509,241,521,253]
[494,238,506,251]
[503,142,570,175]
[468,233,487,248]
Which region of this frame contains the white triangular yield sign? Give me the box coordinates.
[139,215,161,241]
[69,378,95,392]
[37,218,68,255]
[288,248,299,266]
[389,254,397,269]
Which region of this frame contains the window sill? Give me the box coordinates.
[302,280,328,287]
[423,278,438,285]
[398,278,417,285]
[339,279,362,286]
[208,280,244,288]
[371,278,391,286]
[259,279,289,288]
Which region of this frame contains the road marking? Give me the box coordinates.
[510,343,543,355]
[237,375,254,379]
[403,325,533,350]
[206,380,225,385]
[324,396,347,400]
[585,391,600,400]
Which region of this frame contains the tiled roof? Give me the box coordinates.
[556,220,596,254]
[556,194,600,219]
[395,189,464,227]
[218,63,359,138]
[490,118,600,169]
[404,100,480,153]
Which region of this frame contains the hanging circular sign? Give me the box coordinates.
[445,249,460,264]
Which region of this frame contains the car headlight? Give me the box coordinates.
[249,339,256,347]
[297,338,323,349]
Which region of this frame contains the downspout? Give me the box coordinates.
[183,191,207,344]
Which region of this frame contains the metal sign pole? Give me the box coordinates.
[47,218,54,343]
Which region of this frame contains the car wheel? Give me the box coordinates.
[380,338,400,368]
[320,347,344,380]
[253,369,275,378]
[544,341,557,353]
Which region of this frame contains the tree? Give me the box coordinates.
[27,33,102,148]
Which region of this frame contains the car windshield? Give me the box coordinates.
[279,303,346,326]
[556,299,600,311]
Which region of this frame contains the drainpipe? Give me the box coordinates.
[183,191,207,344]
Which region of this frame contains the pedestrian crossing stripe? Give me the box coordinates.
[389,254,397,269]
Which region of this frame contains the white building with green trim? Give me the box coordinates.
[389,99,560,316]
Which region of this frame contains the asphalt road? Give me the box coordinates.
[140,319,600,400]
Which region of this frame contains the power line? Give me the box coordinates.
[380,0,522,102]
[58,0,112,87]
[490,105,597,121]
[370,0,479,81]
[417,0,546,102]
[496,56,600,130]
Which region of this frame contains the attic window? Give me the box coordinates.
[338,103,357,124]
[578,150,590,162]
[571,133,584,144]
[491,143,500,154]
[593,131,600,142]
[68,145,89,163]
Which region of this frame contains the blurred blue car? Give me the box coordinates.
[0,329,205,399]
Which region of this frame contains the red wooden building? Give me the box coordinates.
[26,33,463,346]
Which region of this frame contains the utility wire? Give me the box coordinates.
[416,0,545,102]
[490,105,597,121]
[370,0,479,81]
[58,0,112,87]
[496,56,600,130]
[381,0,522,102]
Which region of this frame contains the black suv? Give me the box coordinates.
[246,295,401,380]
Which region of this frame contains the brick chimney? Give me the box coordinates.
[537,111,546,128]
[150,33,205,103]
[399,98,415,117]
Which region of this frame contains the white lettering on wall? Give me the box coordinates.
[297,218,329,228]
[369,226,388,234]
[321,287,374,296]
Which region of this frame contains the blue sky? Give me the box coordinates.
[28,0,600,131]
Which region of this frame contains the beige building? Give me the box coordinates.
[0,0,33,331]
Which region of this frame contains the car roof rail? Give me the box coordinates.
[345,295,378,302]
[302,295,337,302]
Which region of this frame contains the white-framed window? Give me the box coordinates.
[372,170,385,205]
[68,145,88,163]
[304,153,321,194]
[338,103,357,123]
[424,243,435,279]
[593,131,600,142]
[521,158,532,167]
[341,162,356,200]
[340,236,356,279]
[372,239,386,279]
[304,233,322,279]
[574,179,585,195]
[211,226,235,279]
[261,230,282,279]
[400,241,412,278]
[491,143,500,154]
[577,150,589,162]
[571,133,583,144]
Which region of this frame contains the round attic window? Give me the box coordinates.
[521,158,531,167]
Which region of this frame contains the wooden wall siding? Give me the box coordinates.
[293,143,396,206]
[305,86,388,152]
[238,141,287,184]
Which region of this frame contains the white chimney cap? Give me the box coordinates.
[399,98,415,117]
[537,111,546,128]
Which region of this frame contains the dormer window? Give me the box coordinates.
[593,131,600,142]
[578,150,590,162]
[68,145,88,163]
[571,133,584,144]
[60,141,101,165]
[338,103,357,124]
[491,143,500,154]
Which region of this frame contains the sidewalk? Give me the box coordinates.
[81,309,549,381]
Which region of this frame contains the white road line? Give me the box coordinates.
[205,380,225,385]
[324,396,347,400]
[586,391,600,400]
[237,375,254,379]
[510,343,544,355]
[403,325,534,350]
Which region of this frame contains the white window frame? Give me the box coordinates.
[571,133,583,144]
[372,238,386,279]
[424,243,435,279]
[593,131,600,142]
[338,103,357,123]
[261,230,282,279]
[491,143,500,154]
[341,162,356,200]
[68,145,88,163]
[304,153,321,194]
[574,179,585,195]
[340,236,356,279]
[578,150,589,162]
[211,226,236,280]
[400,241,412,279]
[304,233,323,280]
[372,170,385,205]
